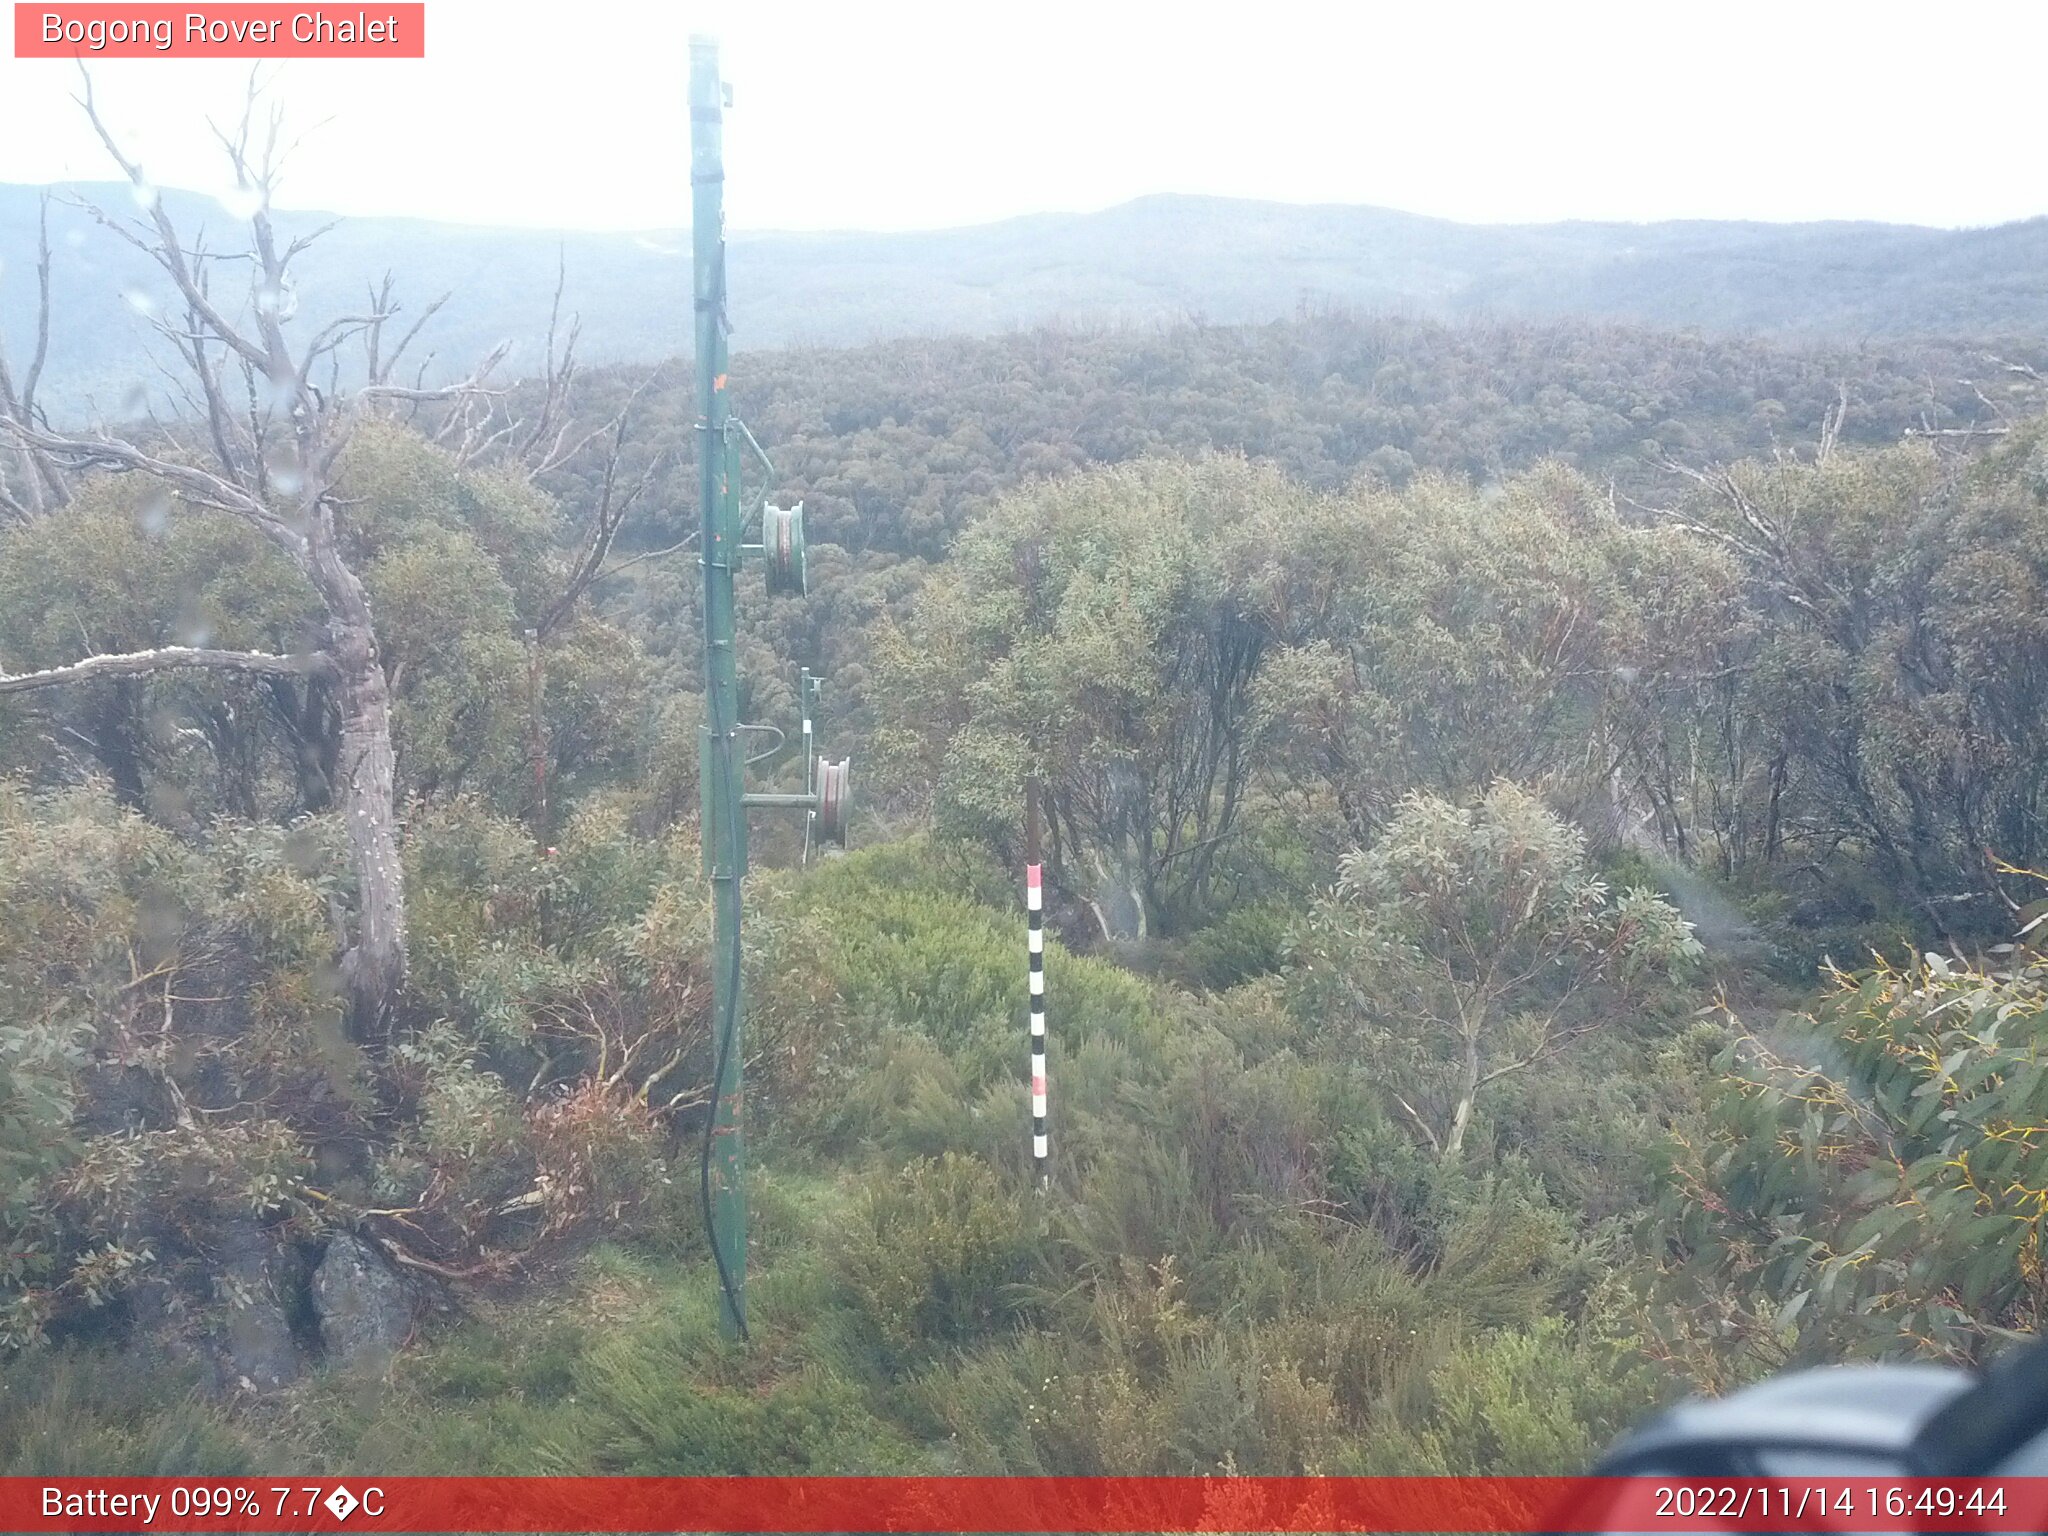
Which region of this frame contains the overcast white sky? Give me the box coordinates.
[2,0,2043,233]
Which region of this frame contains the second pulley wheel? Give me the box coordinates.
[814,757,851,847]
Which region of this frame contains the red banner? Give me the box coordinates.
[4,1476,2048,1532]
[13,4,425,58]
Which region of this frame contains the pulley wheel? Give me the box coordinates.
[815,757,851,847]
[763,502,808,596]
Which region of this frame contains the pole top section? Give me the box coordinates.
[690,39,727,138]
[1026,775,1042,865]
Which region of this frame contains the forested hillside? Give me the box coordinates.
[8,180,2048,411]
[562,313,2048,793]
[5,147,2048,1480]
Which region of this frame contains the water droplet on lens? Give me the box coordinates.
[130,179,159,213]
[311,961,343,1002]
[253,277,298,320]
[266,448,305,494]
[139,492,172,535]
[217,184,264,221]
[122,288,157,317]
[175,603,214,647]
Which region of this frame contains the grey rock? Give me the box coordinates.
[311,1232,411,1369]
[211,1221,301,1391]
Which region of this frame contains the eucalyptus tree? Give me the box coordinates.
[1648,428,2048,930]
[871,455,1299,938]
[0,82,508,1034]
[1290,782,1701,1160]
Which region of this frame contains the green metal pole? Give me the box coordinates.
[691,33,747,1341]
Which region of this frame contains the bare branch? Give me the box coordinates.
[21,192,53,422]
[536,436,667,637]
[1391,1092,1442,1154]
[357,339,512,405]
[282,218,342,267]
[594,528,699,583]
[74,69,274,375]
[1816,381,1848,463]
[372,288,451,386]
[516,248,578,461]
[181,295,248,481]
[531,359,671,481]
[0,193,68,516]
[0,419,291,534]
[0,646,333,696]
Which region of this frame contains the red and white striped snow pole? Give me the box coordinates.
[1026,777,1049,1189]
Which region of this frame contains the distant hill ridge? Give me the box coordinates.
[3,183,2046,412]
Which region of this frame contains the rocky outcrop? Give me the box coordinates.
[311,1232,411,1370]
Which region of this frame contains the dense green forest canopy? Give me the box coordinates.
[565,314,2048,906]
[610,310,2048,564]
[4,205,2048,1477]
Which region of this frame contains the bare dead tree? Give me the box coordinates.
[1816,381,1848,462]
[0,75,506,1036]
[368,246,677,839]
[1901,356,2042,441]
[515,369,673,840]
[0,193,68,522]
[530,384,670,639]
[1636,457,1851,626]
[512,250,583,473]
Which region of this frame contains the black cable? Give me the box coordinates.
[700,897,749,1343]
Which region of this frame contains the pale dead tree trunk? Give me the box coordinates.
[0,76,503,1036]
[1427,958,1624,1164]
[305,527,408,1028]
[1442,1026,1482,1161]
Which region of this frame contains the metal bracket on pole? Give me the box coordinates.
[734,418,774,483]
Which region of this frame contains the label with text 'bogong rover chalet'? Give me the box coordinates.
[14,3,424,56]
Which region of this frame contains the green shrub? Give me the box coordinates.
[1168,904,1292,991]
[831,1153,1038,1360]
[801,1030,976,1164]
[1347,1316,1663,1475]
[1423,1172,1574,1331]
